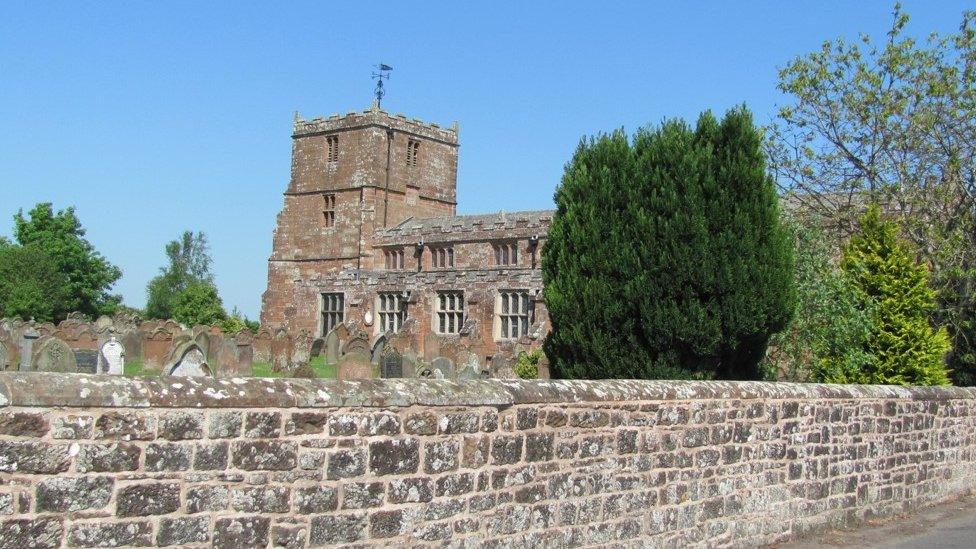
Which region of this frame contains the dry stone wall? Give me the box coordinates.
[0,374,974,548]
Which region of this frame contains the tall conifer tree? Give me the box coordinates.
[543,107,794,379]
[825,206,951,385]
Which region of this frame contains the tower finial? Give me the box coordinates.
[371,63,393,108]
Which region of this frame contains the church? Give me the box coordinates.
[260,103,552,376]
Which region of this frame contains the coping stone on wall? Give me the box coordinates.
[0,373,974,410]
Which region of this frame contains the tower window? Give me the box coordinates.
[497,290,534,340]
[384,248,404,270]
[321,293,344,336]
[494,242,518,266]
[436,291,465,334]
[327,135,339,163]
[406,139,420,167]
[322,193,336,227]
[378,292,407,333]
[431,246,454,268]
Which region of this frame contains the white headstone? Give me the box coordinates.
[170,347,211,377]
[98,336,125,375]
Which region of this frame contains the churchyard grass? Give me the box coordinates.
[251,354,336,378]
[123,355,336,378]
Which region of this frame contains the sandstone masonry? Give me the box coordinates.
[0,372,975,547]
[260,106,552,368]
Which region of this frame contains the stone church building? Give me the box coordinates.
[261,104,552,375]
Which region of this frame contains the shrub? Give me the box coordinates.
[514,349,543,379]
[823,206,951,385]
[543,107,794,380]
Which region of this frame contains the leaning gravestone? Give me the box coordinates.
[169,346,211,377]
[74,350,98,374]
[33,337,78,373]
[98,337,125,375]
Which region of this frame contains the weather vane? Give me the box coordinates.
[372,63,393,108]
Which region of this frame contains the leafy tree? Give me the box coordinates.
[544,107,794,380]
[822,206,951,385]
[145,231,214,320]
[172,281,226,327]
[220,307,258,334]
[12,203,121,318]
[766,4,976,384]
[764,215,876,382]
[0,242,70,322]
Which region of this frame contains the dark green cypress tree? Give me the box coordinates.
[543,106,794,380]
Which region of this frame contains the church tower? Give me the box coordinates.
[260,105,460,331]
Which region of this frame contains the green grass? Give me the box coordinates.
[124,355,337,378]
[123,361,159,377]
[249,355,336,379]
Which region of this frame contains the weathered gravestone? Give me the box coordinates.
[380,348,403,378]
[310,338,324,360]
[32,337,78,373]
[336,352,373,380]
[400,348,418,378]
[342,332,369,357]
[490,354,517,379]
[97,337,125,375]
[324,328,341,365]
[457,352,483,380]
[232,331,254,377]
[429,357,456,380]
[74,350,98,374]
[0,341,9,371]
[271,329,292,372]
[370,334,387,365]
[169,346,211,377]
[19,326,40,372]
[293,330,313,365]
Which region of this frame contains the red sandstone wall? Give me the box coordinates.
[2,375,975,548]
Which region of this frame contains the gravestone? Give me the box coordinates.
[380,348,403,378]
[271,329,292,372]
[121,330,143,364]
[310,338,324,359]
[342,332,369,357]
[98,337,126,375]
[429,357,456,380]
[370,334,387,365]
[457,352,483,381]
[336,352,373,380]
[169,346,211,377]
[74,350,98,374]
[19,326,39,372]
[217,338,241,377]
[324,329,341,365]
[401,348,418,378]
[33,337,78,373]
[0,341,9,371]
[490,354,517,379]
[252,329,272,362]
[233,331,254,377]
[293,330,313,365]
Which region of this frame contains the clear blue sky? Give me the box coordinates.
[1,1,970,319]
